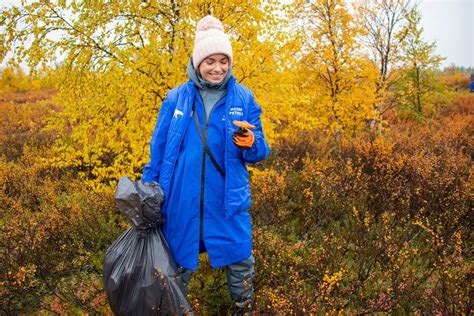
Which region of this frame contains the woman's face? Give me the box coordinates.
[198,54,230,83]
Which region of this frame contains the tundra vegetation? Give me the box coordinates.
[1,0,472,314]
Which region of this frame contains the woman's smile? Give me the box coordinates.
[199,53,230,83]
[210,73,224,80]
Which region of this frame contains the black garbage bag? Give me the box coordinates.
[103,176,193,315]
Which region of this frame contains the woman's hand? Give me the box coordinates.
[232,120,255,149]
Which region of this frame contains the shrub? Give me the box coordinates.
[0,91,121,314]
[1,90,471,314]
[250,95,472,313]
[0,154,121,314]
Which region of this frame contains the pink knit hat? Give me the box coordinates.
[192,15,233,69]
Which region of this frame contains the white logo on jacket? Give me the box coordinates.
[229,107,243,117]
[173,109,184,118]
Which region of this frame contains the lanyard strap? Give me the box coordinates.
[192,104,226,177]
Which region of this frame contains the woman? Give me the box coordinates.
[142,15,270,312]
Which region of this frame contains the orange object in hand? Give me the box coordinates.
[233,120,256,130]
[232,120,255,149]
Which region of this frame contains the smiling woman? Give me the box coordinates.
[141,15,270,314]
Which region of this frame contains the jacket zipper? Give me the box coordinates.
[198,92,226,243]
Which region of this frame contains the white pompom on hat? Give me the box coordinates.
[192,15,233,69]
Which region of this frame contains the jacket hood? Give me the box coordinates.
[186,58,232,91]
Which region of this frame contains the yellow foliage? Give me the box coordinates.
[288,0,379,137]
[1,0,287,187]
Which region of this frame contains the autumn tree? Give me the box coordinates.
[355,0,415,128]
[0,67,31,92]
[394,8,448,119]
[290,0,378,139]
[1,0,284,188]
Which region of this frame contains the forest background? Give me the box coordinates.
[0,0,472,314]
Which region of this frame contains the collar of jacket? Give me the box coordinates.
[184,75,236,108]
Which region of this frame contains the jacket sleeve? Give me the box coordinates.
[242,94,271,164]
[142,97,174,183]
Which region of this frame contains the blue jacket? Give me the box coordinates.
[142,76,270,270]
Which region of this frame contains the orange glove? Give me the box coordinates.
[232,120,256,149]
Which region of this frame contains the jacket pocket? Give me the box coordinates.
[225,184,251,218]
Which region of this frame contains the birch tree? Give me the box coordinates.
[395,8,447,119]
[291,0,378,138]
[355,0,415,129]
[1,0,283,187]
